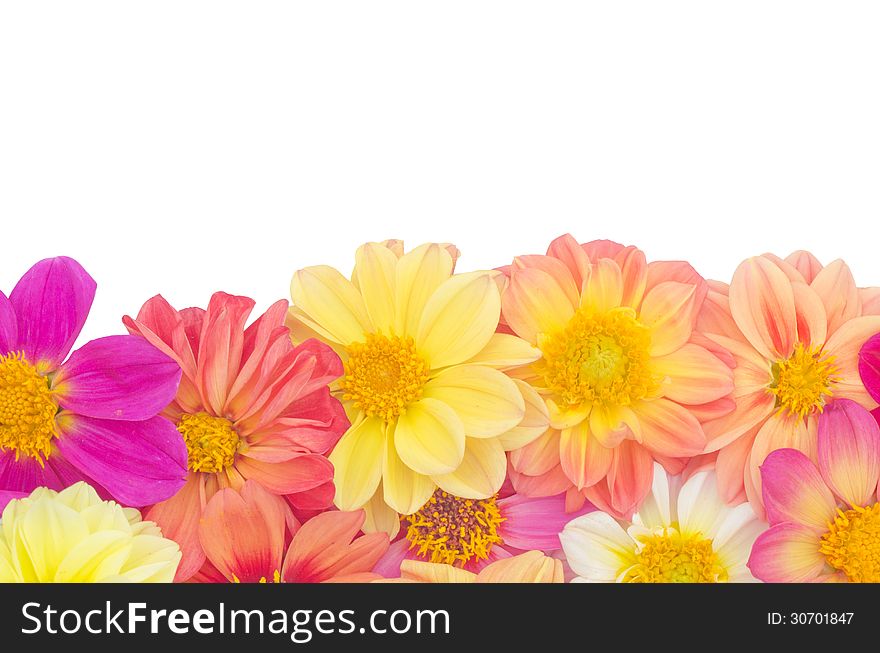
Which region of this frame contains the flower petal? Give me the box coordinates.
[580,259,623,313]
[9,257,96,370]
[394,398,465,476]
[423,365,524,438]
[817,399,880,508]
[825,315,880,404]
[416,272,501,368]
[859,333,880,404]
[432,436,506,499]
[145,474,206,582]
[503,267,576,344]
[652,343,734,405]
[498,492,589,551]
[605,440,654,518]
[395,243,456,337]
[382,429,436,515]
[676,470,730,540]
[328,417,386,510]
[290,265,372,345]
[760,448,837,530]
[559,421,613,490]
[353,242,398,334]
[497,380,550,451]
[560,512,635,582]
[811,259,861,335]
[462,333,542,369]
[53,335,181,421]
[54,413,187,507]
[0,291,18,354]
[475,551,563,583]
[747,523,826,582]
[236,451,333,496]
[631,398,706,457]
[638,281,697,357]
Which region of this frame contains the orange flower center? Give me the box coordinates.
[177,413,240,473]
[820,503,880,583]
[0,352,58,462]
[769,343,837,418]
[404,490,505,567]
[340,333,430,422]
[537,307,658,408]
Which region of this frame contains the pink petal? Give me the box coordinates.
[54,413,187,507]
[508,462,572,498]
[9,257,96,370]
[858,333,880,404]
[580,239,625,260]
[372,538,411,578]
[546,233,591,289]
[760,448,837,530]
[748,523,827,582]
[0,490,27,513]
[810,259,861,335]
[0,291,18,353]
[604,440,654,518]
[632,398,706,457]
[784,250,823,284]
[235,451,333,495]
[817,399,880,508]
[498,492,591,550]
[53,335,181,420]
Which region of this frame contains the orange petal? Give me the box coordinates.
[811,259,861,335]
[638,282,697,357]
[559,421,614,490]
[631,398,706,457]
[503,267,577,343]
[652,343,734,405]
[729,256,797,360]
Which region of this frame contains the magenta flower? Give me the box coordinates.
[0,257,186,506]
[858,332,880,404]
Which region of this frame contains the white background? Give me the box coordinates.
[1,2,878,344]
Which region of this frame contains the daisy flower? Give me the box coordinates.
[501,235,735,518]
[560,463,764,582]
[287,241,545,531]
[392,551,564,583]
[748,399,880,583]
[373,486,590,575]
[193,480,389,583]
[124,292,348,581]
[698,252,880,515]
[0,257,185,506]
[0,482,181,583]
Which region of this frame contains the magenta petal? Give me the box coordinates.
[858,333,880,404]
[54,414,187,507]
[0,490,28,514]
[54,335,182,420]
[0,291,18,353]
[0,449,62,493]
[9,257,96,369]
[497,493,592,551]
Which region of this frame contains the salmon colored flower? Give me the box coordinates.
[287,241,546,533]
[501,235,734,519]
[373,486,591,575]
[0,482,181,582]
[561,464,764,583]
[0,257,186,507]
[748,399,880,583]
[194,480,389,583]
[393,550,564,583]
[124,292,348,581]
[699,252,880,516]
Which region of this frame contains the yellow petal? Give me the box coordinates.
[503,267,577,343]
[638,281,697,357]
[383,427,438,515]
[55,531,132,582]
[394,398,465,475]
[362,483,402,538]
[476,551,564,583]
[395,243,455,336]
[580,259,624,313]
[18,498,89,582]
[329,417,386,510]
[290,265,372,345]
[423,365,524,437]
[416,271,501,368]
[462,332,542,369]
[353,242,399,334]
[432,437,507,498]
[400,559,476,583]
[498,379,551,451]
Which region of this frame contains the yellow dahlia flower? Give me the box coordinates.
[0,483,181,582]
[288,241,546,533]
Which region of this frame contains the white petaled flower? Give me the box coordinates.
[560,464,765,583]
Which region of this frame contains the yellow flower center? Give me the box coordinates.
[340,333,430,422]
[819,503,880,583]
[624,528,728,583]
[0,353,58,462]
[177,413,240,473]
[232,570,282,583]
[769,343,838,418]
[404,490,505,567]
[537,307,658,408]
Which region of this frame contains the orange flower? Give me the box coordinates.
[392,551,564,583]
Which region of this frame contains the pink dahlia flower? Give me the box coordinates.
[0,257,186,506]
[748,399,880,582]
[124,292,349,581]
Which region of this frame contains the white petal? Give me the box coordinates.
[560,512,635,582]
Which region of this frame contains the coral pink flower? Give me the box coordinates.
[748,399,880,583]
[699,253,880,516]
[195,480,389,583]
[373,485,591,575]
[0,257,186,506]
[124,292,348,581]
[501,235,735,518]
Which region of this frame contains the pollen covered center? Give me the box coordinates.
[769,343,837,418]
[624,529,727,583]
[820,503,880,583]
[537,307,657,408]
[341,333,430,422]
[405,490,505,567]
[178,413,240,473]
[0,352,58,462]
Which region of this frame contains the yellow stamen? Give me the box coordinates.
[768,343,837,418]
[340,333,430,422]
[404,490,505,567]
[624,528,727,583]
[0,352,58,463]
[820,503,880,583]
[177,413,240,473]
[537,307,658,408]
[231,569,282,583]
